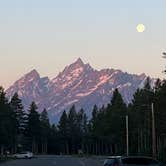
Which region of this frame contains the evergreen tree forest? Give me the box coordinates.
[1,78,166,161]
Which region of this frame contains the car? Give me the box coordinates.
[13,151,33,159]
[103,156,161,166]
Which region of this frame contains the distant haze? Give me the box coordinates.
[0,0,165,88]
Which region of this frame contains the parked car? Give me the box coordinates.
[103,156,161,166]
[13,151,33,159]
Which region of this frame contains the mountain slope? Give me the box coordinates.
[6,58,149,121]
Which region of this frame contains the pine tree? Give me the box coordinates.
[68,105,78,154]
[58,110,68,137]
[40,109,50,154]
[0,87,16,155]
[10,93,26,152]
[76,108,87,154]
[10,93,26,133]
[77,108,84,135]
[107,89,127,154]
[58,110,69,154]
[25,101,41,154]
[155,80,166,161]
[47,124,59,154]
[68,105,78,135]
[82,110,88,153]
[78,108,88,136]
[129,78,154,155]
[90,105,98,134]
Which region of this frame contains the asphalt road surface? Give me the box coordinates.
[0,156,103,166]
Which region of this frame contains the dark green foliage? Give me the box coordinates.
[1,77,166,163]
[108,89,127,154]
[26,102,40,138]
[58,110,68,137]
[0,87,17,154]
[128,78,154,155]
[96,89,127,155]
[40,109,50,154]
[25,102,41,153]
[90,105,98,134]
[10,93,27,152]
[67,105,82,154]
[154,80,166,161]
[40,109,50,131]
[58,110,69,154]
[10,93,26,134]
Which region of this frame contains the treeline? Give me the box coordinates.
[0,78,166,161]
[0,89,51,155]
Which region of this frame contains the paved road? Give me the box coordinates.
[0,156,103,166]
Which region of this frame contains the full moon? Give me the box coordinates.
[136,24,145,33]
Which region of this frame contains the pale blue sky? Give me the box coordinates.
[0,0,166,88]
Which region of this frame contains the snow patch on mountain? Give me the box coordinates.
[6,58,152,122]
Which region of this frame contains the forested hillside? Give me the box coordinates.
[1,78,166,162]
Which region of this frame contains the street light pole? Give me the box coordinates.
[126,115,129,156]
[151,103,156,159]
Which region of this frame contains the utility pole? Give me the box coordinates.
[152,103,156,159]
[126,115,129,156]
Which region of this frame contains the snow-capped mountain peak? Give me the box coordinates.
[6,59,152,122]
[23,69,40,81]
[74,57,84,66]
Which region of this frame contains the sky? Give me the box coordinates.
[0,0,166,88]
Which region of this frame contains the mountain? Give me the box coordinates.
[6,69,51,109]
[6,58,150,122]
